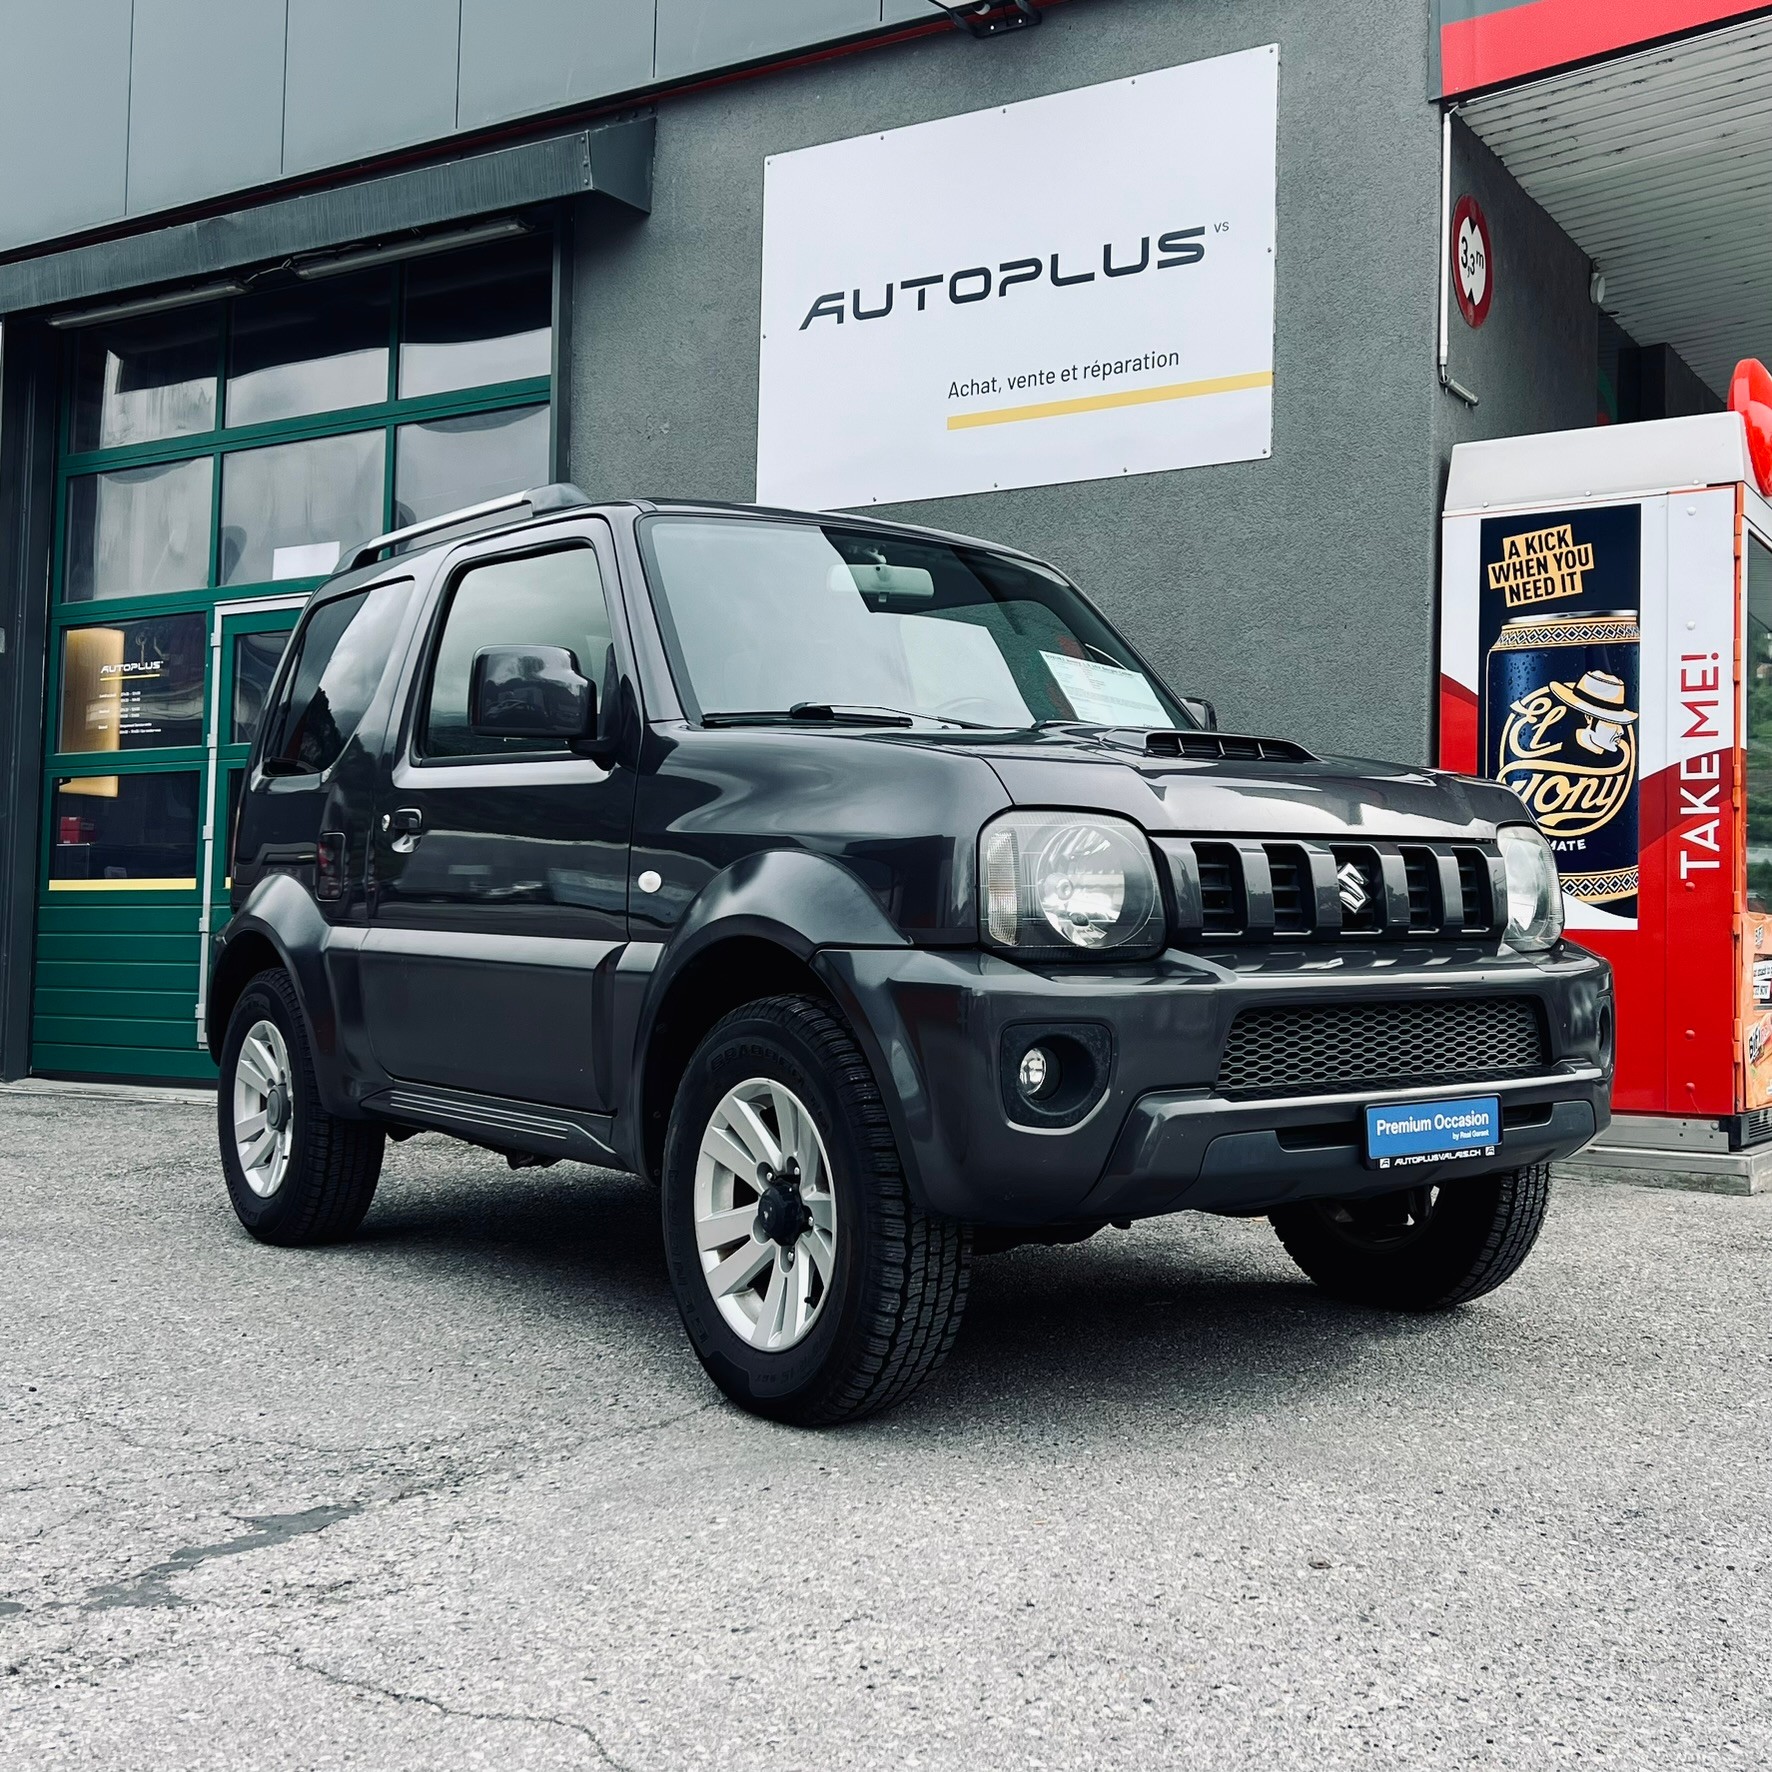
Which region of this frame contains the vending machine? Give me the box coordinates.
[1439,363,1772,1173]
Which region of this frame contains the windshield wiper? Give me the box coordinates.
[703,703,919,729]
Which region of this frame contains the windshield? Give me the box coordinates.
[640,516,1192,731]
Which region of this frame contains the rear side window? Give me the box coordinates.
[260,579,414,776]
[421,547,613,759]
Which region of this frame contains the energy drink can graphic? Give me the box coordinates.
[1484,611,1640,917]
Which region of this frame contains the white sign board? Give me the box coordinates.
[755,46,1279,510]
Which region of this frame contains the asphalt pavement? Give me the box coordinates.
[2,1086,1768,1771]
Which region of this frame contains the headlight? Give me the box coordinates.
[980,811,1165,955]
[1497,824,1563,951]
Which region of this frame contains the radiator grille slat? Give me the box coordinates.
[1195,843,1241,935]
[1457,851,1489,932]
[1215,997,1548,1097]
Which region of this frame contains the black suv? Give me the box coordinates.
[210,486,1613,1423]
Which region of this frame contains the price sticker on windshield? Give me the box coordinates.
[1041,653,1169,727]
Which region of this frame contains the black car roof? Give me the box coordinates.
[322,489,1052,595]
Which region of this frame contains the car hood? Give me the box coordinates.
[867,726,1524,840]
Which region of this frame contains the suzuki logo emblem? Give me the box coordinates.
[1336,861,1372,914]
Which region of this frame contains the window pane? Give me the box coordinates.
[263,579,413,776]
[72,305,219,452]
[232,629,293,745]
[219,430,384,586]
[227,273,392,428]
[394,404,550,526]
[65,460,213,603]
[399,235,552,399]
[224,766,245,881]
[58,614,206,755]
[641,517,1187,730]
[424,549,610,759]
[50,771,200,885]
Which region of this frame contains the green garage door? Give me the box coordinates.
[30,231,556,1083]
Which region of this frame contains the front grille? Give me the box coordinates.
[1158,837,1504,943]
[1215,997,1549,1098]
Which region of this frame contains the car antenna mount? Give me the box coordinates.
[927,0,1042,37]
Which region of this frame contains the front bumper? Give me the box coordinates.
[816,939,1612,1226]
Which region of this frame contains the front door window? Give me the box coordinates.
[359,532,634,1110]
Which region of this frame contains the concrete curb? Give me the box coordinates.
[0,1078,214,1108]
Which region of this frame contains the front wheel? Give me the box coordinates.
[1269,1164,1551,1310]
[661,995,970,1425]
[218,968,384,1246]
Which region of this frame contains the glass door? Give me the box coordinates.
[195,601,304,1040]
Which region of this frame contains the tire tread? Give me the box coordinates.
[1271,1162,1551,1311]
[673,994,970,1425]
[221,970,382,1247]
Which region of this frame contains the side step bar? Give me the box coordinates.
[361,1082,620,1167]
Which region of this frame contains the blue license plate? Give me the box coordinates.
[1364,1095,1500,1169]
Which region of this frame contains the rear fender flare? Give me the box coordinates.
[207,873,356,1116]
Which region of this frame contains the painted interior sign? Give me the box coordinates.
[1434,0,1765,99]
[755,46,1279,509]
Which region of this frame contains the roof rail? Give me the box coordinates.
[336,482,590,575]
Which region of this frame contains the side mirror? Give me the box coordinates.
[1179,695,1218,731]
[470,645,594,741]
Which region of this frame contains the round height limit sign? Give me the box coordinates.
[1452,194,1492,328]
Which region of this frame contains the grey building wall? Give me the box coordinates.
[1433,119,1599,472]
[569,0,1453,763]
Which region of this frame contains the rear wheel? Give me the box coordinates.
[661,995,970,1425]
[1269,1163,1551,1310]
[218,969,384,1246]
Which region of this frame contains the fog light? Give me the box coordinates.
[1018,1045,1058,1100]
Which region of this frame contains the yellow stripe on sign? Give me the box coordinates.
[947,369,1274,431]
[48,877,197,892]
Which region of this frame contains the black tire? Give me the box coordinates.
[661,995,970,1426]
[217,968,384,1247]
[1269,1163,1551,1311]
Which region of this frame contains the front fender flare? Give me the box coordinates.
[620,848,926,1187]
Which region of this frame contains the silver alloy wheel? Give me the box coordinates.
[232,1018,296,1199]
[694,1077,838,1352]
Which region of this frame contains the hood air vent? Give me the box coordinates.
[1141,730,1316,763]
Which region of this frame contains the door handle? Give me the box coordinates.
[388,806,424,853]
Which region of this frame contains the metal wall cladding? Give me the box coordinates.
[654,0,881,82]
[0,0,133,253]
[127,0,287,216]
[0,0,916,254]
[457,0,656,131]
[283,0,463,177]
